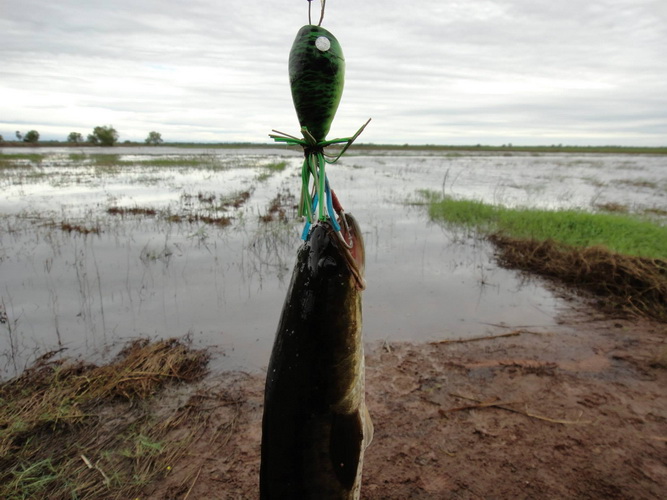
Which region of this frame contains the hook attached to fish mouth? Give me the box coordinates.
[320,213,366,291]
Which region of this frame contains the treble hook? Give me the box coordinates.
[307,0,326,26]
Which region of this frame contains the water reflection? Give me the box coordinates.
[1,148,664,378]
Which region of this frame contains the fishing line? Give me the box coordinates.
[270,120,369,241]
[273,2,370,256]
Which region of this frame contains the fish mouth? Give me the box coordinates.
[327,212,366,290]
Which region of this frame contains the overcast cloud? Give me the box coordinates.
[1,0,665,145]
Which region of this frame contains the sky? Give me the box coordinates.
[1,0,666,146]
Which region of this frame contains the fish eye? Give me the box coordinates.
[315,36,331,52]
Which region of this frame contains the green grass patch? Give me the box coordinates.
[426,192,667,321]
[131,156,222,168]
[427,194,667,260]
[0,154,45,171]
[264,160,288,171]
[257,160,288,181]
[0,153,46,162]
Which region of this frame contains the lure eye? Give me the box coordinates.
[315,36,331,52]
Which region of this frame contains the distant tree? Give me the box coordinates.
[89,125,119,146]
[67,132,84,144]
[0,134,4,143]
[23,130,40,143]
[145,131,163,146]
[15,131,22,141]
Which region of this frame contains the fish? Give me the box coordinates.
[260,212,372,499]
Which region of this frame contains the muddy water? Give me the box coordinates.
[1,148,665,378]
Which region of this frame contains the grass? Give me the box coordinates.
[259,190,298,223]
[425,192,667,320]
[105,191,251,227]
[0,152,234,173]
[0,153,46,162]
[0,338,210,500]
[264,160,287,171]
[426,193,667,260]
[257,160,289,182]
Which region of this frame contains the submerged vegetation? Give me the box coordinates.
[426,193,667,321]
[0,152,248,173]
[0,338,209,499]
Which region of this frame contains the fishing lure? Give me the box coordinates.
[271,0,370,240]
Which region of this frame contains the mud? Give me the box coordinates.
[142,299,667,499]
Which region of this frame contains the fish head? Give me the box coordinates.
[327,213,365,290]
[339,212,364,276]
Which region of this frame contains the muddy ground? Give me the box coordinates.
[135,294,667,500]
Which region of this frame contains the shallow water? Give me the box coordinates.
[1,148,665,378]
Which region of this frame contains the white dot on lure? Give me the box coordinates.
[315,36,331,52]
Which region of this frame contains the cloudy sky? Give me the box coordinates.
[1,0,665,145]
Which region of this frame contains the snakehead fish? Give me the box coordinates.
[260,213,372,499]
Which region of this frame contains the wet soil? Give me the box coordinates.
[142,299,667,499]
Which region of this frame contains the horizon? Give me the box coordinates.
[2,137,666,150]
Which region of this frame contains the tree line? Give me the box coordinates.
[0,127,164,146]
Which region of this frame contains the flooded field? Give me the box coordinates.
[1,147,665,378]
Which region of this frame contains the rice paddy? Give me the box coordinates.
[1,146,665,380]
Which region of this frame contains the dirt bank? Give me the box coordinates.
[140,299,666,499]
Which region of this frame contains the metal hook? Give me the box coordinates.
[318,0,326,26]
[307,0,326,26]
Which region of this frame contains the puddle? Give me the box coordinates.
[1,147,665,378]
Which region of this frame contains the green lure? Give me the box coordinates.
[289,25,345,143]
[271,16,370,236]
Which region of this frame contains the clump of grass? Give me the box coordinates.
[428,194,667,260]
[595,202,629,214]
[164,213,232,227]
[490,235,667,321]
[0,153,46,163]
[107,206,158,217]
[644,207,667,217]
[0,160,34,170]
[257,160,288,182]
[57,221,101,235]
[426,193,667,320]
[259,190,298,223]
[138,155,225,168]
[429,196,497,230]
[264,160,287,171]
[107,204,236,228]
[614,178,659,190]
[197,191,216,204]
[217,190,252,210]
[0,338,209,499]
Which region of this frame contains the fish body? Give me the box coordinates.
[260,213,372,499]
[289,25,345,142]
